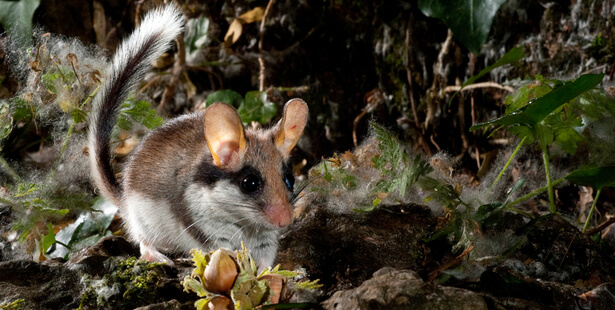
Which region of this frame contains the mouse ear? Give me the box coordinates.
[274,98,308,157]
[204,103,246,167]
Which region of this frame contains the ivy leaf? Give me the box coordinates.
[0,0,40,45]
[565,166,615,190]
[238,91,277,124]
[205,89,243,108]
[418,0,508,54]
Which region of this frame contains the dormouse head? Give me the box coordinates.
[203,99,308,228]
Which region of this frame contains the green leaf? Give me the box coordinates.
[238,91,277,124]
[41,223,56,252]
[470,73,604,131]
[41,71,60,94]
[418,0,508,54]
[464,47,523,88]
[565,166,615,190]
[9,96,32,121]
[118,98,164,131]
[184,16,210,59]
[0,101,13,141]
[0,0,40,45]
[205,89,243,108]
[69,108,87,124]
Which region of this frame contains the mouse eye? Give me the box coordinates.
[241,174,261,194]
[284,173,295,191]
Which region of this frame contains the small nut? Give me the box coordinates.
[204,249,239,293]
[259,274,286,304]
[208,295,233,310]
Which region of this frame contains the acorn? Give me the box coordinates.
[259,274,286,304]
[208,295,233,310]
[203,249,239,294]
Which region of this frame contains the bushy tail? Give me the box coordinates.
[88,5,184,205]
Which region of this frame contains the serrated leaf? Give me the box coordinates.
[206,89,243,108]
[418,0,508,53]
[118,98,163,131]
[565,166,615,190]
[41,71,59,94]
[183,277,210,297]
[470,73,604,131]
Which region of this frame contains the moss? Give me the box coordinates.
[78,257,165,310]
[587,33,613,64]
[0,299,25,310]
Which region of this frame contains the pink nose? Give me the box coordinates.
[264,204,292,227]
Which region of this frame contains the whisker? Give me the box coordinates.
[291,179,311,204]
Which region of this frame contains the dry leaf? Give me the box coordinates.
[224,7,265,45]
[238,7,264,23]
[224,19,243,45]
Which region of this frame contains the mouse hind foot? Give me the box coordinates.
[139,241,174,266]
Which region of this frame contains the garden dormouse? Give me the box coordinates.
[88,4,308,267]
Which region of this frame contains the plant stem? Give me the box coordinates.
[0,195,15,206]
[582,187,602,233]
[541,144,556,213]
[491,136,526,189]
[507,177,564,208]
[0,155,20,182]
[51,85,100,178]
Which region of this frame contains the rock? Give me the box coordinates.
[68,235,140,276]
[0,259,83,309]
[322,267,488,310]
[277,203,441,292]
[509,214,615,283]
[133,299,194,310]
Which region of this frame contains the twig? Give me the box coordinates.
[584,214,615,236]
[582,188,603,233]
[430,134,441,152]
[258,0,277,92]
[558,234,575,269]
[137,74,164,95]
[436,30,454,77]
[428,243,474,281]
[159,35,186,115]
[443,82,515,94]
[404,26,419,128]
[186,66,225,91]
[425,30,453,129]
